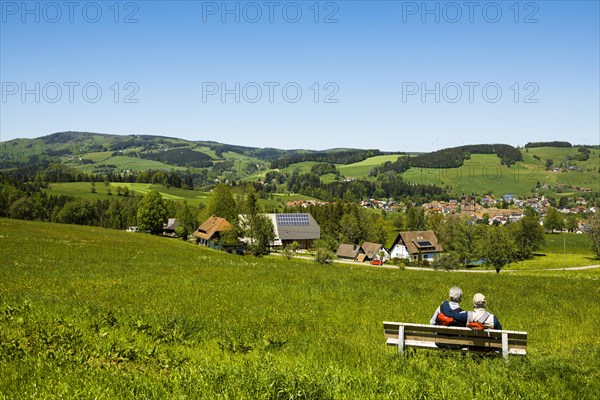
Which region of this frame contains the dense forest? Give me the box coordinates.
[525,141,572,148]
[410,144,523,168]
[270,149,383,169]
[141,148,214,168]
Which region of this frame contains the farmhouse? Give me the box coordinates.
[194,216,233,250]
[336,243,361,260]
[389,230,443,262]
[357,242,389,263]
[265,213,320,249]
[162,218,180,237]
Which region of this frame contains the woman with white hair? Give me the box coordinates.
[430,286,468,327]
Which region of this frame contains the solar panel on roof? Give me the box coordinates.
[416,240,432,247]
[276,214,310,226]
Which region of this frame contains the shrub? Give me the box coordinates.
[282,242,300,260]
[314,247,334,265]
[432,252,461,271]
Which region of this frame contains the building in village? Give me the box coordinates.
[389,230,444,262]
[194,216,233,250]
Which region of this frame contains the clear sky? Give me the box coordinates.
[1,0,599,152]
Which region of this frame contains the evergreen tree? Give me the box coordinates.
[339,213,361,244]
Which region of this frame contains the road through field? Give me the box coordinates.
[273,253,600,272]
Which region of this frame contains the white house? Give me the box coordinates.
[389,230,444,262]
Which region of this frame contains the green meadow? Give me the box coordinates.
[67,155,186,173]
[401,154,547,197]
[43,182,211,204]
[337,155,401,179]
[1,219,598,398]
[41,183,315,210]
[507,233,598,271]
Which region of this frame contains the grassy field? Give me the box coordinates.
[43,182,211,204]
[42,183,315,210]
[337,155,401,179]
[401,154,548,197]
[541,232,594,254]
[506,232,598,270]
[509,253,597,270]
[66,155,186,173]
[1,219,598,398]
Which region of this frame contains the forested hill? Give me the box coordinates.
[0,131,385,169]
[409,144,523,168]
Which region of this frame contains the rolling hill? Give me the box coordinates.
[1,132,597,199]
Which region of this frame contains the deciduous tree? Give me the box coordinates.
[543,207,564,233]
[511,207,545,260]
[207,183,238,225]
[406,205,426,231]
[585,210,600,258]
[136,190,168,234]
[482,226,517,273]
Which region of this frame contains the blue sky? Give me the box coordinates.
[1,0,598,151]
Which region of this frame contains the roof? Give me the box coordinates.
[193,216,232,240]
[164,218,179,231]
[266,213,320,241]
[360,242,384,259]
[336,244,360,259]
[392,231,443,254]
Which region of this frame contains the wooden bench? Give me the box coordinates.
[383,322,527,360]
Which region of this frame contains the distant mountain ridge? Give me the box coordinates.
[0,131,595,172]
[0,131,387,169]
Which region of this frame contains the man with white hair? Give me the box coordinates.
[430,286,468,327]
[467,293,502,330]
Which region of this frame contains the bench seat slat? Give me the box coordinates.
[386,338,526,356]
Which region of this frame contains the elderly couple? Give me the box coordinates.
[430,286,502,330]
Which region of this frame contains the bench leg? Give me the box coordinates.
[398,325,405,355]
[501,332,508,361]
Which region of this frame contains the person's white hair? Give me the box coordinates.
[449,286,463,302]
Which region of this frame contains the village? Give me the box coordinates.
[144,189,596,269]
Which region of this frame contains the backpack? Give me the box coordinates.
[467,312,490,330]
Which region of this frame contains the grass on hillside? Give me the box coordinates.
[508,253,597,270]
[65,155,186,173]
[402,154,547,197]
[43,182,211,204]
[337,155,401,179]
[0,218,598,398]
[541,232,594,254]
[42,182,317,209]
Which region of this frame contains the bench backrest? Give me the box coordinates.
[383,322,527,359]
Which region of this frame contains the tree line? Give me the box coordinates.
[270,150,383,169]
[262,170,444,203]
[410,144,523,168]
[525,141,572,148]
